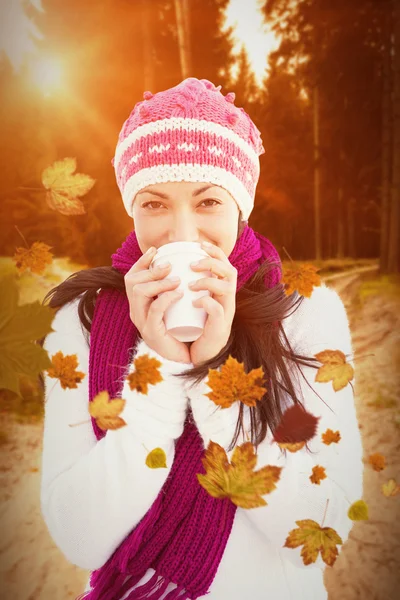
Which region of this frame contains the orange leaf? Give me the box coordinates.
[197,441,282,509]
[368,452,386,472]
[126,353,163,395]
[88,390,126,431]
[273,403,320,445]
[382,479,400,497]
[281,263,321,297]
[309,465,327,485]
[284,519,343,566]
[322,428,341,445]
[13,241,54,275]
[314,349,354,391]
[205,355,267,408]
[277,441,306,453]
[46,351,85,389]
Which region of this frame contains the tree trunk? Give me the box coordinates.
[313,85,322,260]
[174,0,192,78]
[347,198,356,258]
[337,186,345,259]
[388,0,400,273]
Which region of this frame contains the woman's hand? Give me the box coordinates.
[188,242,237,366]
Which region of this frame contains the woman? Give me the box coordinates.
[39,78,363,600]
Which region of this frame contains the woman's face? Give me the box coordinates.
[131,181,242,257]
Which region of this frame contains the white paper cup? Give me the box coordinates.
[150,241,214,342]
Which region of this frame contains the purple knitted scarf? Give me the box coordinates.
[78,225,281,600]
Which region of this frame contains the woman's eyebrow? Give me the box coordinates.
[136,184,217,200]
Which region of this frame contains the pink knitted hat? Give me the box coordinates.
[111,77,265,221]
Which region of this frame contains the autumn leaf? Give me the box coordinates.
[315,349,354,392]
[126,353,163,394]
[273,403,320,448]
[146,448,167,469]
[46,351,85,389]
[281,263,322,298]
[382,479,400,497]
[368,452,386,472]
[348,499,369,521]
[309,465,327,485]
[322,428,341,445]
[277,441,306,452]
[284,519,343,566]
[0,275,54,396]
[42,157,95,215]
[197,441,282,509]
[205,355,267,408]
[13,241,54,276]
[88,390,126,431]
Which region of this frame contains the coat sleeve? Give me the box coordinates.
[186,284,364,570]
[40,297,193,571]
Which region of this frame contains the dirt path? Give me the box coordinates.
[0,276,399,600]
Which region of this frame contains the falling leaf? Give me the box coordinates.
[382,479,400,497]
[46,351,85,389]
[273,404,320,446]
[284,519,343,566]
[281,263,321,298]
[0,275,54,396]
[88,390,126,431]
[126,353,163,395]
[348,499,369,521]
[197,441,282,509]
[322,428,341,445]
[12,241,54,275]
[42,157,95,215]
[310,465,327,485]
[368,452,386,472]
[146,448,167,469]
[205,355,267,408]
[315,349,354,392]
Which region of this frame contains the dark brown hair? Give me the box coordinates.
[40,218,322,454]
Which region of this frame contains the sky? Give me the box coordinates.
[0,0,279,87]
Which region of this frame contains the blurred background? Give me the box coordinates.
[0,1,399,599]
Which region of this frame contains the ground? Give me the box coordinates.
[0,272,399,599]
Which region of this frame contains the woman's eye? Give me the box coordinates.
[142,199,220,209]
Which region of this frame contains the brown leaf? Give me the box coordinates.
[273,404,320,445]
[88,390,126,431]
[197,441,282,509]
[46,351,86,390]
[205,355,267,408]
[368,452,386,472]
[314,349,354,392]
[322,428,341,445]
[12,241,54,275]
[309,465,327,485]
[126,353,163,395]
[281,263,322,297]
[284,519,343,566]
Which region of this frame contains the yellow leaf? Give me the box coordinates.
[12,241,54,275]
[126,353,163,394]
[205,355,267,408]
[309,465,327,485]
[42,157,95,216]
[46,350,85,389]
[314,349,354,391]
[284,519,343,566]
[348,499,369,521]
[382,479,400,497]
[197,441,282,509]
[281,263,322,298]
[277,441,306,453]
[146,448,167,469]
[322,428,341,445]
[0,275,54,396]
[88,390,126,431]
[368,452,386,472]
